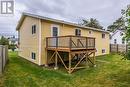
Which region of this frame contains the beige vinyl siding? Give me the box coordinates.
[40,20,110,65]
[18,16,40,65]
[18,16,109,65]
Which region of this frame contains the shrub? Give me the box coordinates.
[121,51,130,60]
[0,36,9,45]
[9,44,16,51]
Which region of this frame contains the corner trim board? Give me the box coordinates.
[38,19,42,65]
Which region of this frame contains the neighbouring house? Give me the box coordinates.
[110,29,127,45]
[8,36,19,51]
[8,36,18,45]
[0,34,18,45]
[0,33,17,39]
[16,13,110,73]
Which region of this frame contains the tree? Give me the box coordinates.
[121,5,130,60]
[0,36,9,45]
[0,36,16,51]
[9,44,16,51]
[107,17,125,32]
[122,5,130,39]
[82,18,103,29]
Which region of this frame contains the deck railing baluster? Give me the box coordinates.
[69,36,72,50]
[46,36,95,49]
[56,37,58,48]
[94,38,95,48]
[86,37,88,49]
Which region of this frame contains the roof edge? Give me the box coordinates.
[16,12,109,33]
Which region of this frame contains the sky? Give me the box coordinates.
[0,0,130,36]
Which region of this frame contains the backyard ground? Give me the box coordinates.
[0,52,130,87]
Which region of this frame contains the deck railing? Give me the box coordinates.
[46,35,95,49]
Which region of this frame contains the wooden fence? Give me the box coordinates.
[110,44,130,53]
[0,45,8,74]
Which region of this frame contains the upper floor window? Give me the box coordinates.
[51,25,59,37]
[32,25,36,34]
[114,39,117,44]
[75,29,81,36]
[102,33,105,38]
[89,30,92,34]
[52,27,58,37]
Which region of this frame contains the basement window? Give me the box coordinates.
[32,25,36,34]
[102,49,106,53]
[31,52,36,60]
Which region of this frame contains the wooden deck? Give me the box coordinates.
[45,35,96,73]
[46,47,96,52]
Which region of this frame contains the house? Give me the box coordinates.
[0,34,18,45]
[110,29,127,44]
[0,33,17,39]
[8,36,18,45]
[16,12,110,73]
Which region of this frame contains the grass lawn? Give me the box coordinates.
[1,52,130,87]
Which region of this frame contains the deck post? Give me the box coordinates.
[93,52,96,67]
[68,52,71,74]
[86,51,88,63]
[45,49,48,67]
[45,38,48,67]
[54,50,58,70]
[46,38,48,48]
[68,36,72,73]
[46,36,96,73]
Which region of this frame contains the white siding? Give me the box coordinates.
[110,30,127,44]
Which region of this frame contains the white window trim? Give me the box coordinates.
[51,24,60,36]
[38,19,42,65]
[31,58,36,62]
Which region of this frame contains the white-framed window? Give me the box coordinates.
[122,39,125,44]
[102,49,106,53]
[51,25,59,37]
[102,33,105,38]
[32,25,36,34]
[114,39,117,44]
[75,29,81,36]
[31,52,36,60]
